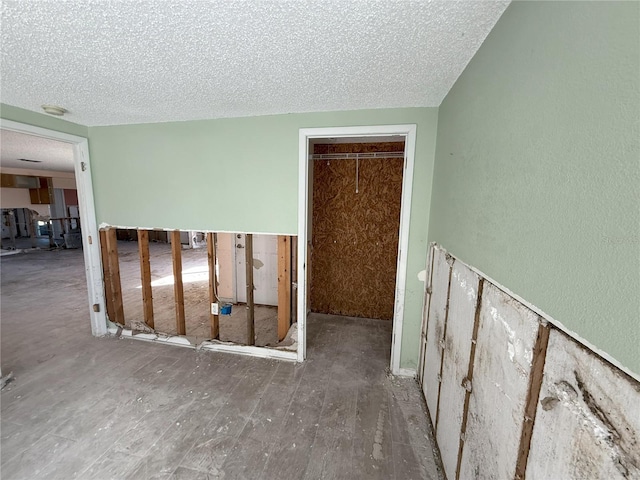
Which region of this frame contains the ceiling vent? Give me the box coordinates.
[18,158,43,163]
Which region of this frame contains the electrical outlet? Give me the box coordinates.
[211,302,219,315]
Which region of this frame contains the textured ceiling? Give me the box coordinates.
[0,129,75,173]
[1,1,509,127]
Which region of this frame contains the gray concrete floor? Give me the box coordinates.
[1,248,441,479]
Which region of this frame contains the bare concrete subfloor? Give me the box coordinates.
[115,241,278,346]
[1,248,441,479]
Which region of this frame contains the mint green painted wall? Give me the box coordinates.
[0,103,88,138]
[88,107,438,369]
[429,2,640,374]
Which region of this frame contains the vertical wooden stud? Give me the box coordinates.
[418,245,436,385]
[435,256,455,431]
[277,235,292,341]
[290,236,298,325]
[99,229,116,323]
[171,230,186,336]
[138,229,154,329]
[105,227,125,325]
[514,320,551,480]
[245,234,255,345]
[455,278,484,480]
[207,232,219,339]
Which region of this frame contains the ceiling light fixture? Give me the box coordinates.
[41,105,67,116]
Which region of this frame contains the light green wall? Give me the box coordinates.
[429,2,640,374]
[89,107,438,369]
[0,103,88,138]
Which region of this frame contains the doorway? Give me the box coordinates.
[0,120,105,336]
[310,139,405,319]
[298,125,417,373]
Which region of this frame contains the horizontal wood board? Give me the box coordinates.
[422,246,452,426]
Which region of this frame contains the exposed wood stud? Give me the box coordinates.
[245,233,255,345]
[514,319,551,480]
[207,232,219,339]
[137,229,154,329]
[171,230,186,336]
[455,278,485,480]
[435,259,455,432]
[99,229,116,323]
[419,245,436,386]
[277,235,292,341]
[105,227,125,325]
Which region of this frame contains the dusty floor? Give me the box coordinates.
[115,240,278,346]
[1,248,441,480]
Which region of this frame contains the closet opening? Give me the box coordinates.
[298,125,417,374]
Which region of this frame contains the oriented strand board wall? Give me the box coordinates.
[310,142,404,320]
[420,244,640,480]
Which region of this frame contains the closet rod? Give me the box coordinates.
[309,151,405,161]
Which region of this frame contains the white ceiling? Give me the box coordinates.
[0,129,75,173]
[1,1,510,127]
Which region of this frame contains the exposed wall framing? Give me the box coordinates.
[102,227,124,325]
[99,226,296,358]
[137,229,154,329]
[277,235,292,341]
[171,230,186,336]
[244,233,255,345]
[419,244,640,480]
[207,232,219,339]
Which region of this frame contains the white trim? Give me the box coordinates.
[298,125,417,373]
[0,119,107,336]
[106,324,297,361]
[199,344,297,362]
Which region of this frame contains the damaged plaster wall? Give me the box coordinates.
[428,1,640,375]
[421,245,640,479]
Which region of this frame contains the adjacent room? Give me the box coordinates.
[1,1,638,479]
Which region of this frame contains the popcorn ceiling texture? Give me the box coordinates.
[0,130,74,172]
[1,1,509,126]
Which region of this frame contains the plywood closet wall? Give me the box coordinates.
[310,142,404,320]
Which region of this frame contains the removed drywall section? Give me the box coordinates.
[88,107,439,370]
[429,1,640,374]
[420,244,640,479]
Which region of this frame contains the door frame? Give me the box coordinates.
[0,119,107,336]
[298,124,417,374]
